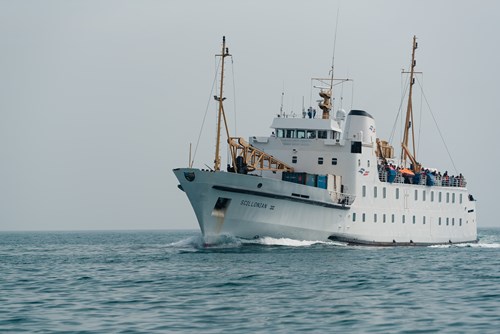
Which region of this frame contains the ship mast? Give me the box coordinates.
[210,37,293,174]
[400,35,421,172]
[214,36,231,171]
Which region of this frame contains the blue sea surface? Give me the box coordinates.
[1,228,499,333]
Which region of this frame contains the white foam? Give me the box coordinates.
[429,242,500,249]
[166,235,205,252]
[167,235,347,250]
[243,236,346,247]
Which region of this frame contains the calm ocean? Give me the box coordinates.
[1,228,499,333]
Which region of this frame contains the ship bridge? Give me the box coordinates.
[271,117,343,140]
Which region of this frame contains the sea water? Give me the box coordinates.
[1,228,499,333]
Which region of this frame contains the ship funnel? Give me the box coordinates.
[343,110,376,144]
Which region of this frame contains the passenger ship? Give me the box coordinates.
[173,36,478,245]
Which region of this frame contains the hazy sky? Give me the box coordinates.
[1,0,499,231]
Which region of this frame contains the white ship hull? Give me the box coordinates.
[174,168,477,245]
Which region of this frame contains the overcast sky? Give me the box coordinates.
[1,0,498,231]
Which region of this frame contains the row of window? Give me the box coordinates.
[362,185,463,204]
[292,156,338,165]
[276,129,331,139]
[352,213,465,226]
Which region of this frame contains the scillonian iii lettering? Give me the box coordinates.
[240,200,268,209]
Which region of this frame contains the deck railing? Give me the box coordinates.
[378,166,467,188]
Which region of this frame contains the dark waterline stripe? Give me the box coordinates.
[212,185,349,210]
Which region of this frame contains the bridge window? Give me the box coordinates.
[297,129,306,139]
[285,129,294,138]
[307,130,316,139]
[318,130,327,139]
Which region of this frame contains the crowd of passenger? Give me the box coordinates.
[378,163,467,188]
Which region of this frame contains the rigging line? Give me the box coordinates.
[340,80,344,110]
[230,55,237,136]
[389,73,410,144]
[192,58,221,167]
[350,80,354,111]
[417,74,424,157]
[416,77,459,174]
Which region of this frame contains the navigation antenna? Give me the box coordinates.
[317,6,340,119]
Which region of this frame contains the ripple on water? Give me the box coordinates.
[0,229,499,333]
